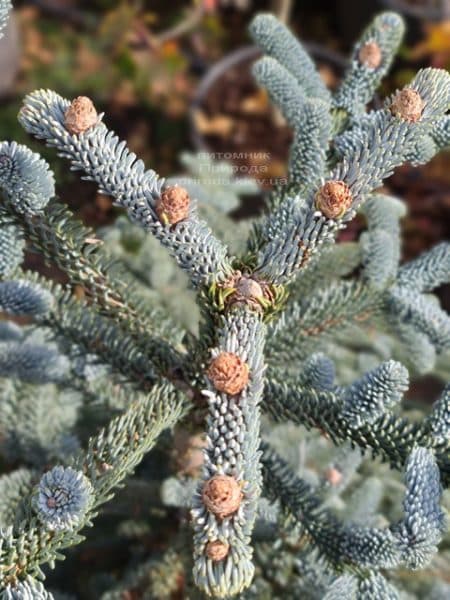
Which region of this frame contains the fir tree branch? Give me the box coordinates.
[287,241,362,297]
[0,190,189,375]
[0,340,70,385]
[17,90,233,289]
[430,114,450,151]
[251,56,305,128]
[422,384,449,449]
[261,442,445,571]
[0,9,447,598]
[268,279,378,362]
[359,194,405,290]
[0,380,79,467]
[0,215,24,278]
[12,199,139,320]
[262,376,450,486]
[0,382,187,588]
[333,12,405,122]
[192,309,266,597]
[249,13,331,102]
[0,469,34,530]
[397,242,450,293]
[255,69,450,285]
[247,66,331,252]
[324,572,400,600]
[268,236,450,373]
[6,271,170,389]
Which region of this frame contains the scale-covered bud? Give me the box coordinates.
[207,352,249,395]
[64,96,98,135]
[206,540,230,561]
[315,180,353,219]
[390,88,424,122]
[358,41,382,69]
[202,475,243,519]
[156,185,190,225]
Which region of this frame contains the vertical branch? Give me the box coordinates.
[191,309,266,597]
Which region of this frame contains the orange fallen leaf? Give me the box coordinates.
[193,109,234,137]
[409,20,450,59]
[240,89,269,114]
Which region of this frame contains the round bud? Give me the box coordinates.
[205,540,230,561]
[390,88,424,123]
[315,180,353,220]
[46,497,57,509]
[207,352,249,396]
[325,467,343,486]
[156,185,190,225]
[64,96,98,135]
[202,475,242,519]
[358,41,382,69]
[235,276,264,300]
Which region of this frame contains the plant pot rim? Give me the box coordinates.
[189,43,347,153]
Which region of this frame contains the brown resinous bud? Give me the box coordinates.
[206,352,249,396]
[202,475,243,519]
[155,185,190,225]
[325,466,343,486]
[64,96,98,135]
[390,88,424,123]
[219,271,276,313]
[315,180,353,220]
[205,540,230,561]
[235,274,264,301]
[358,40,382,69]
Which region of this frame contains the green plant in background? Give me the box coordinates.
[0,2,449,598]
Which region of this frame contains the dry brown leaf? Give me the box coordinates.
[240,89,269,114]
[409,21,450,59]
[193,109,234,137]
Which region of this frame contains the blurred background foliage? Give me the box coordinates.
[1,0,449,258]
